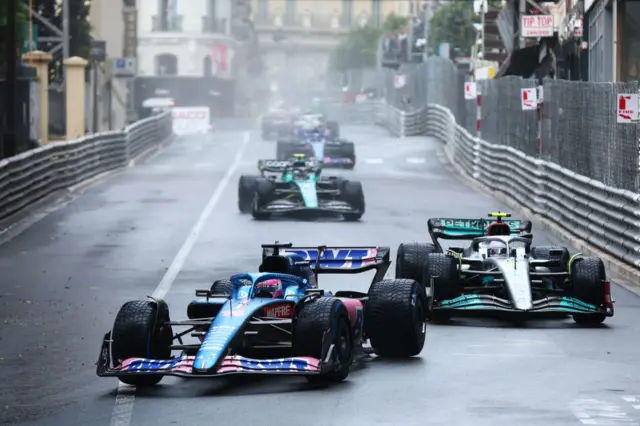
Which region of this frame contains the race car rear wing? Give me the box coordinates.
[428,217,532,249]
[261,242,390,285]
[258,159,317,173]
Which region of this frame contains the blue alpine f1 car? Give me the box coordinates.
[96,243,427,386]
[276,127,355,169]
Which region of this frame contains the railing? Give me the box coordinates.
[0,112,173,223]
[375,101,640,271]
[151,15,183,32]
[253,12,377,31]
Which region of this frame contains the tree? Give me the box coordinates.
[329,13,409,72]
[427,2,476,57]
[0,0,28,67]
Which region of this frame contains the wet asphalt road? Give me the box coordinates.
[1,125,640,426]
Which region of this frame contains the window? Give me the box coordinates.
[257,0,269,25]
[342,0,353,27]
[285,0,296,26]
[620,1,640,81]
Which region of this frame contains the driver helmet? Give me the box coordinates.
[254,278,283,298]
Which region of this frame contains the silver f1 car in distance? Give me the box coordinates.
[395,212,614,325]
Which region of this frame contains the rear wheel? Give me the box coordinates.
[111,300,173,386]
[396,242,440,286]
[293,298,352,383]
[365,279,426,357]
[570,257,607,325]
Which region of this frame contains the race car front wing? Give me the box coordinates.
[96,330,337,378]
[433,294,614,316]
[256,200,361,215]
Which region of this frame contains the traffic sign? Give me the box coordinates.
[464,82,477,100]
[91,40,107,62]
[112,57,136,77]
[521,15,554,38]
[521,88,537,110]
[617,94,638,123]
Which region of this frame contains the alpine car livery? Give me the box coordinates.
[237,155,364,221]
[96,242,427,386]
[395,212,614,324]
[276,126,355,169]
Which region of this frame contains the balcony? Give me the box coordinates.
[202,16,228,33]
[253,11,378,34]
[151,15,183,32]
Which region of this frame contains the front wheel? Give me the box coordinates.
[293,298,353,383]
[111,300,173,386]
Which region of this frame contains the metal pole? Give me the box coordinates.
[93,63,99,133]
[519,0,526,49]
[62,0,70,82]
[481,2,485,60]
[3,0,18,158]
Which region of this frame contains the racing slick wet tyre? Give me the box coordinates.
[326,120,340,138]
[210,278,234,296]
[111,300,173,386]
[342,142,355,169]
[365,279,426,357]
[341,181,365,221]
[570,257,608,325]
[238,175,259,213]
[422,253,460,321]
[395,242,440,286]
[293,298,353,383]
[531,246,570,272]
[252,179,274,220]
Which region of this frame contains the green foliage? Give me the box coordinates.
[329,13,409,72]
[0,0,29,66]
[428,2,476,57]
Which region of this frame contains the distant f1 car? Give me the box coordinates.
[276,130,355,168]
[96,242,427,386]
[395,212,614,324]
[237,155,364,221]
[259,104,301,141]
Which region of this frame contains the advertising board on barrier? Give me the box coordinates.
[172,107,210,135]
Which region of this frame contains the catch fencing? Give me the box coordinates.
[0,112,173,223]
[373,58,640,192]
[363,57,640,271]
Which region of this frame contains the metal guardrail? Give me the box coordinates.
[0,112,173,222]
[377,102,640,270]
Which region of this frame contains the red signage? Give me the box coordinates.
[211,44,228,72]
[173,111,206,120]
[262,304,293,319]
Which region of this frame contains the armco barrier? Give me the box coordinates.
[377,102,640,271]
[0,111,173,222]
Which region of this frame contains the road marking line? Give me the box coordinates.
[194,162,214,169]
[153,131,249,299]
[623,397,639,403]
[406,157,426,164]
[365,158,383,164]
[108,131,250,426]
[633,406,640,410]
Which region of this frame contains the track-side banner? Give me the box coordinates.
[172,107,210,136]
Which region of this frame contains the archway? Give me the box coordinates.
[155,53,178,75]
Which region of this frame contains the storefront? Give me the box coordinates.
[585,0,614,81]
[617,0,640,81]
[557,0,586,81]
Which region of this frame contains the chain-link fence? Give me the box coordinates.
[341,58,639,191]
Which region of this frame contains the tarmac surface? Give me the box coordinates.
[1,124,640,426]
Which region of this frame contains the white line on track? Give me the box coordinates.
[406,157,425,164]
[365,158,383,164]
[108,131,251,426]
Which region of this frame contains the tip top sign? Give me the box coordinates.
[464,82,477,100]
[520,88,537,110]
